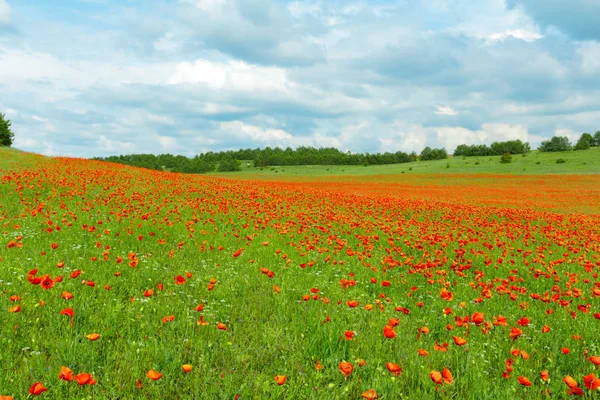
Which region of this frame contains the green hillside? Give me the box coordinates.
[209,147,600,178]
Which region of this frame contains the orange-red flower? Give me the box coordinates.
[517,376,532,387]
[563,375,578,389]
[146,370,162,380]
[452,336,467,346]
[28,382,48,395]
[442,367,452,384]
[74,373,94,385]
[274,375,287,385]
[339,361,353,378]
[430,370,443,385]
[182,364,193,373]
[383,325,396,339]
[58,366,73,382]
[584,373,600,390]
[386,362,402,376]
[361,389,378,399]
[471,312,484,326]
[87,333,100,341]
[315,360,323,370]
[60,308,74,317]
[40,275,54,290]
[510,327,523,340]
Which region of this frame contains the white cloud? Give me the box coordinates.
[288,2,321,18]
[2,107,17,116]
[577,41,600,75]
[555,128,579,144]
[153,32,184,53]
[168,60,289,93]
[387,121,429,153]
[486,29,542,42]
[31,115,56,132]
[481,123,529,142]
[0,0,11,25]
[445,0,542,43]
[436,126,487,151]
[157,135,179,151]
[187,0,227,13]
[97,135,135,152]
[435,105,458,116]
[220,121,293,143]
[436,123,533,152]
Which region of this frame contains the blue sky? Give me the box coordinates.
[1,0,599,157]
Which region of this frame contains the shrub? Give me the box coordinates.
[500,153,512,164]
[556,158,566,164]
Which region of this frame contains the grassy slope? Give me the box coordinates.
[209,147,600,179]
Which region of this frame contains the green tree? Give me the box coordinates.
[217,157,241,172]
[0,112,15,147]
[575,133,593,150]
[593,131,600,147]
[538,136,572,152]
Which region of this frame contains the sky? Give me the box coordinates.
[1,0,599,158]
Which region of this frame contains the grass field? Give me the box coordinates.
[209,147,600,179]
[1,148,600,399]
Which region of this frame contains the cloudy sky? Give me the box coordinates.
[1,0,599,157]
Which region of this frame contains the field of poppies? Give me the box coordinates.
[1,150,600,399]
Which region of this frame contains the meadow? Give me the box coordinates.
[1,148,600,399]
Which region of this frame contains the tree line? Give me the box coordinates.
[94,147,436,173]
[453,140,530,157]
[538,132,600,152]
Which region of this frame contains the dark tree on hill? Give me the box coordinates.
[575,133,593,150]
[538,136,572,152]
[217,157,241,172]
[0,113,15,147]
[420,147,447,161]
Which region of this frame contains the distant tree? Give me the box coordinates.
[575,133,593,150]
[538,136,572,152]
[217,157,241,172]
[592,131,600,147]
[0,113,15,147]
[419,147,447,161]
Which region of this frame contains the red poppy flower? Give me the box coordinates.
[60,308,74,317]
[339,362,353,377]
[517,376,532,387]
[146,370,162,380]
[58,366,73,382]
[28,382,48,395]
[386,362,402,376]
[361,389,378,399]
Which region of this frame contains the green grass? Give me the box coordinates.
[209,148,600,179]
[1,150,600,399]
